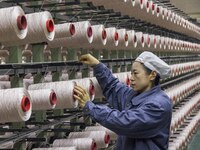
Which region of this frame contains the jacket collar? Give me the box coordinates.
[131,85,161,106]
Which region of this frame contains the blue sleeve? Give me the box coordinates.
[83,101,169,138]
[93,63,135,110]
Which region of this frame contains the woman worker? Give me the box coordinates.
[73,51,172,150]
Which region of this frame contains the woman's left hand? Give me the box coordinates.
[73,85,90,108]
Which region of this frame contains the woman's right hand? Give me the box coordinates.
[79,54,100,66]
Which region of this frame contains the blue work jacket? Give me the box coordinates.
[83,63,172,150]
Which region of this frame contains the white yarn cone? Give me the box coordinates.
[54,23,75,38]
[68,131,110,149]
[33,147,77,150]
[135,32,145,49]
[85,126,118,140]
[83,24,107,50]
[116,29,129,49]
[75,78,95,101]
[90,77,103,98]
[3,11,55,47]
[104,27,119,49]
[28,89,57,110]
[0,81,11,89]
[0,75,9,81]
[28,80,78,109]
[0,88,32,123]
[53,138,96,150]
[0,6,27,42]
[143,33,151,48]
[48,21,93,48]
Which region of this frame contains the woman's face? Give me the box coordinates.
[130,61,154,93]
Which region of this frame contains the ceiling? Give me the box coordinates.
[170,0,200,22]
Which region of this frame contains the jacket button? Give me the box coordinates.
[126,103,130,107]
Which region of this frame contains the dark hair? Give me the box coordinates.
[142,64,160,86]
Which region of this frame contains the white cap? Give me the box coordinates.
[135,51,171,79]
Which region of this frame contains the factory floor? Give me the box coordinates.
[187,126,200,150]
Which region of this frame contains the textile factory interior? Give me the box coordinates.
[0,0,200,150]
